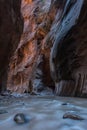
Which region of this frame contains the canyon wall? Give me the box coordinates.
[1,0,87,97]
[7,0,57,93]
[0,0,23,91]
[50,0,87,97]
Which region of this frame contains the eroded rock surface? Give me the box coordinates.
[50,0,87,97]
[1,0,87,97]
[7,0,59,93]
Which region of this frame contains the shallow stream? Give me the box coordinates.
[0,95,87,130]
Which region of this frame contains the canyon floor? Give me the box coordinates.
[0,95,87,130]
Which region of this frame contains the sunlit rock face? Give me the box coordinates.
[7,0,87,97]
[7,0,66,93]
[50,0,87,97]
[0,0,23,92]
[7,0,56,93]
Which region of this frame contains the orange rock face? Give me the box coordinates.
[7,0,59,93]
[6,0,87,97]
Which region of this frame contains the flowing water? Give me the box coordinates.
[0,95,87,130]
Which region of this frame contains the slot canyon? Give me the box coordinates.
[0,0,87,130]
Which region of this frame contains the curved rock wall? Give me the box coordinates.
[50,0,87,97]
[5,0,87,97]
[7,0,65,93]
[7,0,53,93]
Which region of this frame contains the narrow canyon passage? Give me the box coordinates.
[5,0,87,97]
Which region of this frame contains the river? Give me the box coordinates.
[0,95,87,130]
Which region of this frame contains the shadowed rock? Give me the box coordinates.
[62,102,69,106]
[63,112,84,120]
[1,0,87,97]
[50,0,87,97]
[0,0,23,92]
[14,113,29,124]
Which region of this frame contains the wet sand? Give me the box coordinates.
[0,95,87,130]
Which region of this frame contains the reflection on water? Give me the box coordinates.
[0,95,87,130]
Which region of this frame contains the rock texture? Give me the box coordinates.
[50,0,87,97]
[1,0,87,97]
[0,0,23,92]
[7,0,57,93]
[14,113,28,124]
[63,112,84,120]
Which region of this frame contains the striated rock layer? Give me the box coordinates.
[7,0,58,93]
[6,0,87,97]
[50,0,87,97]
[0,0,23,91]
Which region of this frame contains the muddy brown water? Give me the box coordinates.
[0,95,87,130]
